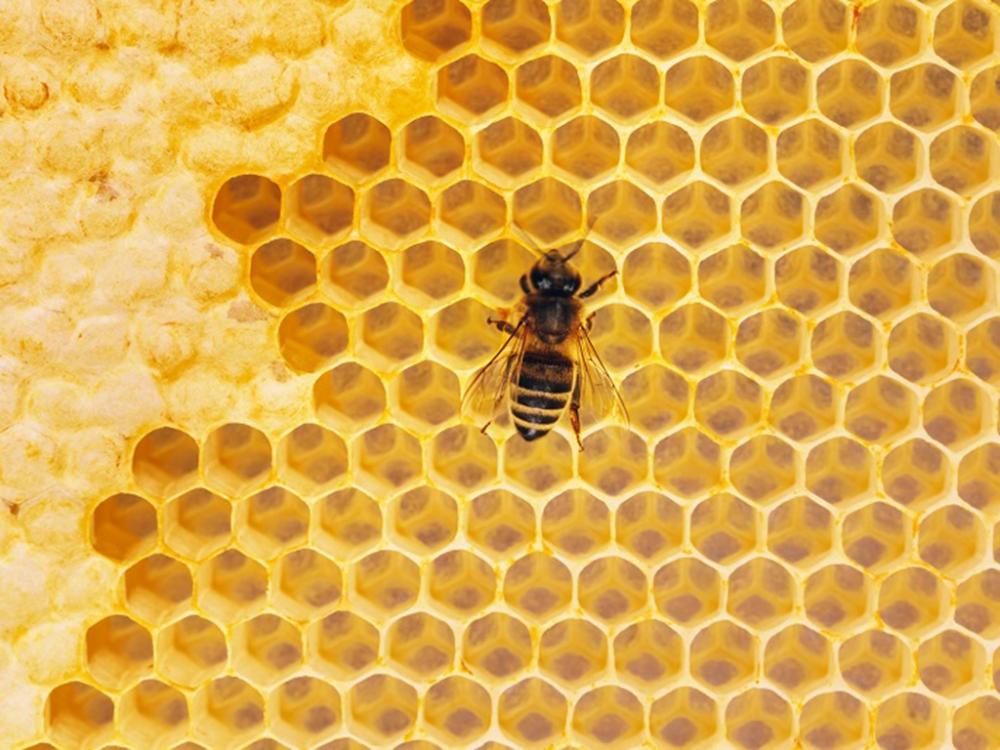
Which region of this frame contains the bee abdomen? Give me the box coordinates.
[510,351,574,440]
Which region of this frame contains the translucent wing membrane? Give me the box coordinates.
[577,326,630,428]
[462,319,528,427]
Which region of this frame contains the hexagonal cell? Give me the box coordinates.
[250,239,316,308]
[423,675,491,745]
[586,181,657,249]
[91,492,156,564]
[513,54,582,124]
[385,486,456,556]
[954,696,1000,750]
[86,614,153,691]
[578,556,647,624]
[811,311,878,382]
[470,238,534,305]
[848,247,917,322]
[45,682,115,750]
[883,438,950,511]
[431,298,502,370]
[929,253,993,325]
[481,0,550,57]
[352,550,421,619]
[620,244,690,316]
[319,240,389,309]
[554,0,625,59]
[725,689,792,750]
[427,424,497,495]
[962,569,1000,642]
[730,435,797,505]
[690,493,757,565]
[538,618,608,689]
[386,612,455,681]
[437,54,508,121]
[844,375,916,445]
[312,489,380,564]
[268,677,341,746]
[649,688,719,749]
[855,123,921,195]
[512,176,582,245]
[550,115,619,184]
[578,427,649,496]
[701,118,769,189]
[967,317,1000,385]
[361,179,431,249]
[539,489,608,557]
[736,308,805,379]
[132,426,199,500]
[694,371,762,440]
[314,366,384,439]
[934,0,994,69]
[782,0,848,62]
[767,373,838,442]
[503,431,574,494]
[764,624,831,699]
[741,57,808,126]
[391,361,460,436]
[356,302,424,374]
[590,53,659,123]
[888,313,957,386]
[690,620,757,693]
[401,0,472,61]
[931,125,997,198]
[774,245,840,318]
[874,693,945,750]
[612,492,681,565]
[816,59,883,129]
[628,0,697,58]
[277,424,347,499]
[462,611,532,682]
[699,243,767,314]
[347,675,418,745]
[924,378,991,451]
[776,118,844,190]
[466,489,535,561]
[663,180,733,251]
[323,113,391,182]
[156,615,227,689]
[613,620,683,691]
[202,423,272,498]
[475,117,542,188]
[619,365,688,442]
[572,686,644,748]
[815,183,881,257]
[972,66,1000,132]
[285,174,353,247]
[803,564,870,634]
[728,557,794,629]
[879,566,949,637]
[653,428,722,500]
[196,549,267,624]
[497,677,568,748]
[890,63,958,132]
[504,552,573,624]
[400,116,464,185]
[839,629,911,699]
[806,437,873,507]
[842,502,910,572]
[740,181,805,250]
[232,489,306,563]
[919,506,985,579]
[856,0,924,67]
[767,496,833,568]
[306,611,379,680]
[163,488,232,562]
[664,55,736,123]
[799,692,868,750]
[428,549,496,618]
[125,553,193,625]
[653,557,722,626]
[279,303,349,374]
[705,0,775,61]
[211,174,281,246]
[658,303,728,374]
[624,127,694,199]
[119,679,189,749]
[960,443,1000,514]
[272,549,342,621]
[435,180,505,244]
[231,614,303,687]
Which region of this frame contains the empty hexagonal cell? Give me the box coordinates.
[767,373,838,442]
[231,614,303,687]
[513,54,582,123]
[954,696,1000,750]
[431,299,504,372]
[613,620,683,691]
[502,431,574,494]
[423,675,491,745]
[625,122,694,189]
[630,0,697,59]
[385,485,456,556]
[462,611,532,682]
[615,491,683,565]
[319,240,389,308]
[269,676,341,746]
[888,313,957,386]
[930,125,997,198]
[125,553,193,625]
[658,303,728,374]
[972,66,1000,132]
[620,364,689,440]
[306,611,379,680]
[776,118,844,190]
[764,624,831,699]
[653,428,722,499]
[935,0,994,69]
[279,303,349,374]
[883,438,949,512]
[119,679,189,749]
[578,427,649,496]
[91,492,156,564]
[277,424,347,499]
[803,564,871,634]
[578,556,647,624]
[665,55,736,123]
[959,443,1000,514]
[504,551,572,624]
[816,59,883,129]
[427,424,497,494]
[470,238,535,305]
[736,308,805,379]
[842,502,910,572]
[132,426,199,500]
[705,0,775,61]
[196,549,267,623]
[774,245,840,317]
[967,317,1000,385]
[311,488,380,562]
[400,116,464,185]
[163,488,232,561]
[284,174,353,247]
[649,688,719,749]
[726,688,792,750]
[663,180,733,251]
[768,496,833,568]
[481,0,550,57]
[855,123,921,195]
[352,550,421,619]
[386,612,455,681]
[554,0,625,59]
[653,557,721,626]
[464,489,533,561]
[730,435,797,505]
[356,303,423,373]
[497,677,568,748]
[839,629,912,699]
[848,247,917,322]
[428,549,496,617]
[437,54,508,121]
[587,181,657,249]
[740,181,805,250]
[782,0,848,62]
[202,423,272,498]
[436,179,507,243]
[728,557,794,629]
[694,371,762,440]
[924,378,991,451]
[621,243,690,316]
[191,676,264,749]
[741,57,808,126]
[807,437,873,507]
[323,113,391,182]
[475,117,542,187]
[272,549,342,620]
[538,489,607,558]
[874,693,945,750]
[590,53,659,123]
[156,615,227,689]
[512,176,582,244]
[396,242,464,310]
[391,361,460,435]
[45,681,115,750]
[928,253,993,324]
[232,487,307,563]
[572,686,644,748]
[890,63,958,132]
[856,0,924,67]
[250,239,316,308]
[811,311,879,381]
[799,692,868,750]
[815,183,881,257]
[845,375,916,444]
[86,614,153,691]
[879,566,949,637]
[919,506,985,578]
[701,118,769,189]
[690,620,757,693]
[401,0,472,61]
[539,617,608,689]
[212,174,281,246]
[361,179,431,249]
[314,363,386,435]
[550,115,619,184]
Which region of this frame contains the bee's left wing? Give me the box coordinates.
[462,319,528,427]
[576,325,630,428]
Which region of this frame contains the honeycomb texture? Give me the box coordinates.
[7,0,1000,747]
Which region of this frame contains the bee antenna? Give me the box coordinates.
[560,220,594,262]
[511,224,546,258]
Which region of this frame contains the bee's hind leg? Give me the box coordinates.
[570,377,584,452]
[579,269,617,299]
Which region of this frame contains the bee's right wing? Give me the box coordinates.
[462,319,528,426]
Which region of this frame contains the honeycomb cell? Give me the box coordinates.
[352,550,421,619]
[591,54,659,123]
[391,361,460,435]
[924,378,990,451]
[806,437,873,507]
[698,244,765,314]
[972,66,1000,132]
[765,625,831,700]
[319,240,389,309]
[767,373,838,442]
[856,0,924,67]
[306,611,379,680]
[630,0,698,59]
[664,56,736,123]
[539,490,608,558]
[163,488,232,562]
[470,238,535,305]
[231,614,303,687]
[781,0,848,62]
[551,115,619,184]
[347,675,418,745]
[855,123,921,195]
[954,696,1000,750]
[86,615,153,691]
[653,428,722,500]
[250,239,316,309]
[156,616,227,689]
[694,371,762,440]
[930,125,997,198]
[691,493,757,564]
[815,184,881,257]
[401,0,472,61]
[839,629,911,699]
[649,688,719,750]
[435,180,506,243]
[357,303,423,373]
[701,118,769,189]
[212,175,281,246]
[482,0,550,57]
[653,557,722,626]
[776,119,844,191]
[705,0,775,61]
[512,176,582,244]
[497,677,568,748]
[725,689,792,750]
[803,564,870,634]
[578,428,649,496]
[462,611,533,682]
[659,303,728,375]
[504,552,573,623]
[848,247,917,322]
[663,180,733,251]
[799,692,867,750]
[961,444,1000,515]
[816,60,883,129]
[729,435,797,505]
[811,311,879,381]
[269,677,341,746]
[423,675,491,745]
[929,253,993,325]
[935,0,994,69]
[464,490,534,561]
[475,117,543,188]
[571,686,644,748]
[362,180,431,249]
[587,181,657,249]
[618,245,689,319]
[323,114,391,183]
[400,116,464,184]
[503,431,574,493]
[920,506,985,578]
[728,557,794,629]
[774,246,840,317]
[883,439,950,511]
[578,556,647,624]
[690,620,757,693]
[196,549,267,623]
[880,567,949,637]
[613,620,683,691]
[285,174,353,247]
[428,425,497,494]
[429,549,496,617]
[388,486,457,555]
[386,613,455,681]
[842,502,910,572]
[874,693,945,750]
[277,424,347,499]
[845,376,915,444]
[554,0,625,59]
[741,58,808,126]
[967,317,1000,385]
[119,680,189,749]
[513,55,582,124]
[125,553,193,625]
[539,618,608,688]
[312,488,381,562]
[313,363,384,436]
[279,303,349,374]
[272,548,342,621]
[45,682,115,750]
[887,313,957,386]
[889,64,958,132]
[437,54,508,121]
[91,492,157,564]
[736,308,805,379]
[767,496,833,568]
[132,426,199,500]
[740,181,805,250]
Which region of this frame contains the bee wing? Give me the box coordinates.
[462,319,528,424]
[576,325,630,428]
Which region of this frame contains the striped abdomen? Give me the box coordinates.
[510,348,575,441]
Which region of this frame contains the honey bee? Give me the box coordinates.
[463,243,628,449]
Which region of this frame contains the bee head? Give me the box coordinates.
[527,249,582,296]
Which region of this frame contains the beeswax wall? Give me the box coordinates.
[6,0,1000,747]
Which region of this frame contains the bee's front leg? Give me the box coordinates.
[487,316,518,335]
[570,376,584,452]
[579,269,617,299]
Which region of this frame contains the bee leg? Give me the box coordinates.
[480,419,492,436]
[487,317,518,335]
[579,270,618,299]
[570,377,584,451]
[585,312,595,332]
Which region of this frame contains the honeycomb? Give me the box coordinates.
[7,0,1000,747]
